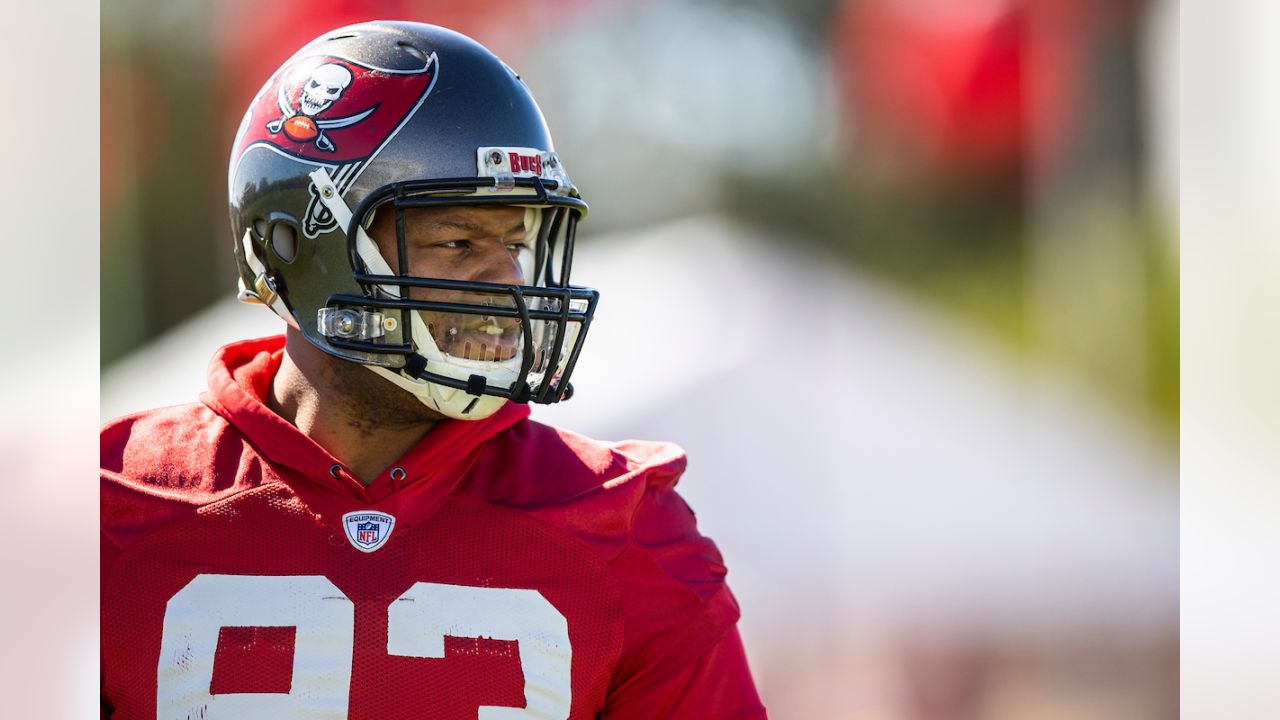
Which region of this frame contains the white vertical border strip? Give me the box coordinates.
[1183,0,1280,718]
[0,0,100,717]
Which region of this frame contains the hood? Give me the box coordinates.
[200,335,530,508]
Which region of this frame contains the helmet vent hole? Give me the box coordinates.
[397,41,428,63]
[327,32,359,41]
[271,223,298,263]
[252,219,268,241]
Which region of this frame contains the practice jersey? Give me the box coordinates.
[101,336,765,720]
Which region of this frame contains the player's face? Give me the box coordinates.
[368,205,531,363]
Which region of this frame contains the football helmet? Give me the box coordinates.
[228,21,598,420]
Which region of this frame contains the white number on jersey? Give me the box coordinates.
[157,574,572,719]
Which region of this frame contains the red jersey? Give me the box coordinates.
[101,336,764,720]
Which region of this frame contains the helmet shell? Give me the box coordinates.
[228,21,562,363]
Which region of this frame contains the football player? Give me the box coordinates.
[101,21,765,720]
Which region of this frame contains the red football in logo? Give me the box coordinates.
[283,115,318,142]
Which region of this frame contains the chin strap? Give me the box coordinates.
[309,168,404,299]
[239,229,293,321]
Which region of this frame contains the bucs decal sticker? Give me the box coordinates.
[231,52,438,237]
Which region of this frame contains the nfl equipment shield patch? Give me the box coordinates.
[341,511,396,553]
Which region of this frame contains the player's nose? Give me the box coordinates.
[472,239,525,285]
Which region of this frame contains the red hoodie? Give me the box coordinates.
[101,336,765,720]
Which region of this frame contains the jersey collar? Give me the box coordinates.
[200,335,530,513]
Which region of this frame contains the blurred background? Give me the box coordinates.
[102,0,1178,718]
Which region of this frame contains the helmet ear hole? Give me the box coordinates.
[252,219,268,241]
[271,223,298,263]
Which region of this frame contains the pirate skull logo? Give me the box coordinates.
[266,62,375,153]
[300,63,352,116]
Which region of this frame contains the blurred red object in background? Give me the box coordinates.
[831,0,1083,186]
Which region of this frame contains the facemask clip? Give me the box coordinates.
[318,307,390,340]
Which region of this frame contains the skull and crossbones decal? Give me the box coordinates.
[266,62,375,152]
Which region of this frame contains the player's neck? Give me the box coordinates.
[267,334,439,485]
